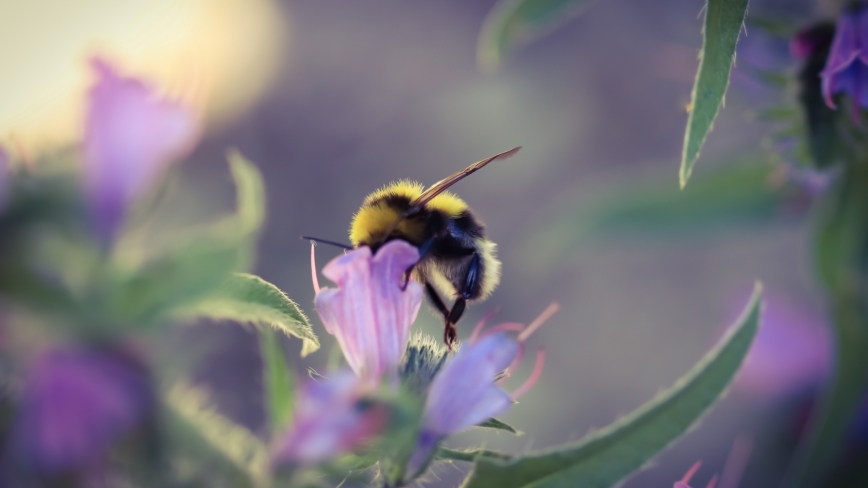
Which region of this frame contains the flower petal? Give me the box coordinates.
[422,333,518,436]
[272,371,386,466]
[822,10,861,76]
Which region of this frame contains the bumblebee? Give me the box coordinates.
[348,147,520,346]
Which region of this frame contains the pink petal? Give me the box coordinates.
[83,57,199,242]
[314,241,422,384]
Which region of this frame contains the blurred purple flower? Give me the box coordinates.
[785,164,839,197]
[313,240,423,385]
[821,5,868,113]
[8,345,153,474]
[272,371,387,466]
[731,291,831,401]
[83,57,199,243]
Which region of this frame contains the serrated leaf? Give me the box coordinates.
[174,273,320,356]
[107,151,267,326]
[164,384,269,487]
[477,0,595,71]
[460,284,763,488]
[478,417,521,435]
[679,0,750,187]
[110,240,249,325]
[259,326,295,436]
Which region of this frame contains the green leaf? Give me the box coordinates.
[478,417,521,435]
[460,284,763,488]
[259,326,296,436]
[174,273,320,357]
[109,240,250,325]
[107,151,267,326]
[679,0,750,187]
[438,447,513,463]
[477,0,595,71]
[164,384,268,487]
[223,149,266,237]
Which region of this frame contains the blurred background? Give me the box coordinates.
[0,0,840,486]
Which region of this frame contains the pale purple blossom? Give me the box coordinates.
[83,57,199,243]
[313,240,423,385]
[405,333,519,477]
[272,371,387,466]
[821,5,868,113]
[7,346,153,474]
[422,333,518,436]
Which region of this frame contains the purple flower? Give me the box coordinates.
[423,333,518,435]
[272,372,387,466]
[821,5,868,113]
[7,345,153,475]
[313,240,423,385]
[405,333,519,477]
[83,57,199,243]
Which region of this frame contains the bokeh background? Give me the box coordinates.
[0,0,839,486]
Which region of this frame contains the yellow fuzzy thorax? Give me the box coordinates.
[349,180,469,246]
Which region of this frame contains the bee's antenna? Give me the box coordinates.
[301,236,354,250]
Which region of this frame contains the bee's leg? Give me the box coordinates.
[444,298,465,347]
[424,282,459,348]
[440,251,483,346]
[401,237,435,291]
[424,281,450,318]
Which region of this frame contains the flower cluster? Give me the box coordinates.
[271,239,552,483]
[0,58,200,484]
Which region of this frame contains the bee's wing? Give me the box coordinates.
[410,147,521,209]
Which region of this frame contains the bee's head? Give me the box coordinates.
[350,181,427,248]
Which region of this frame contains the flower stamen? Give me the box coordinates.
[482,322,525,337]
[511,347,546,400]
[518,302,560,343]
[680,461,702,485]
[469,308,501,343]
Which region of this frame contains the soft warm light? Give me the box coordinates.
[0,0,287,153]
